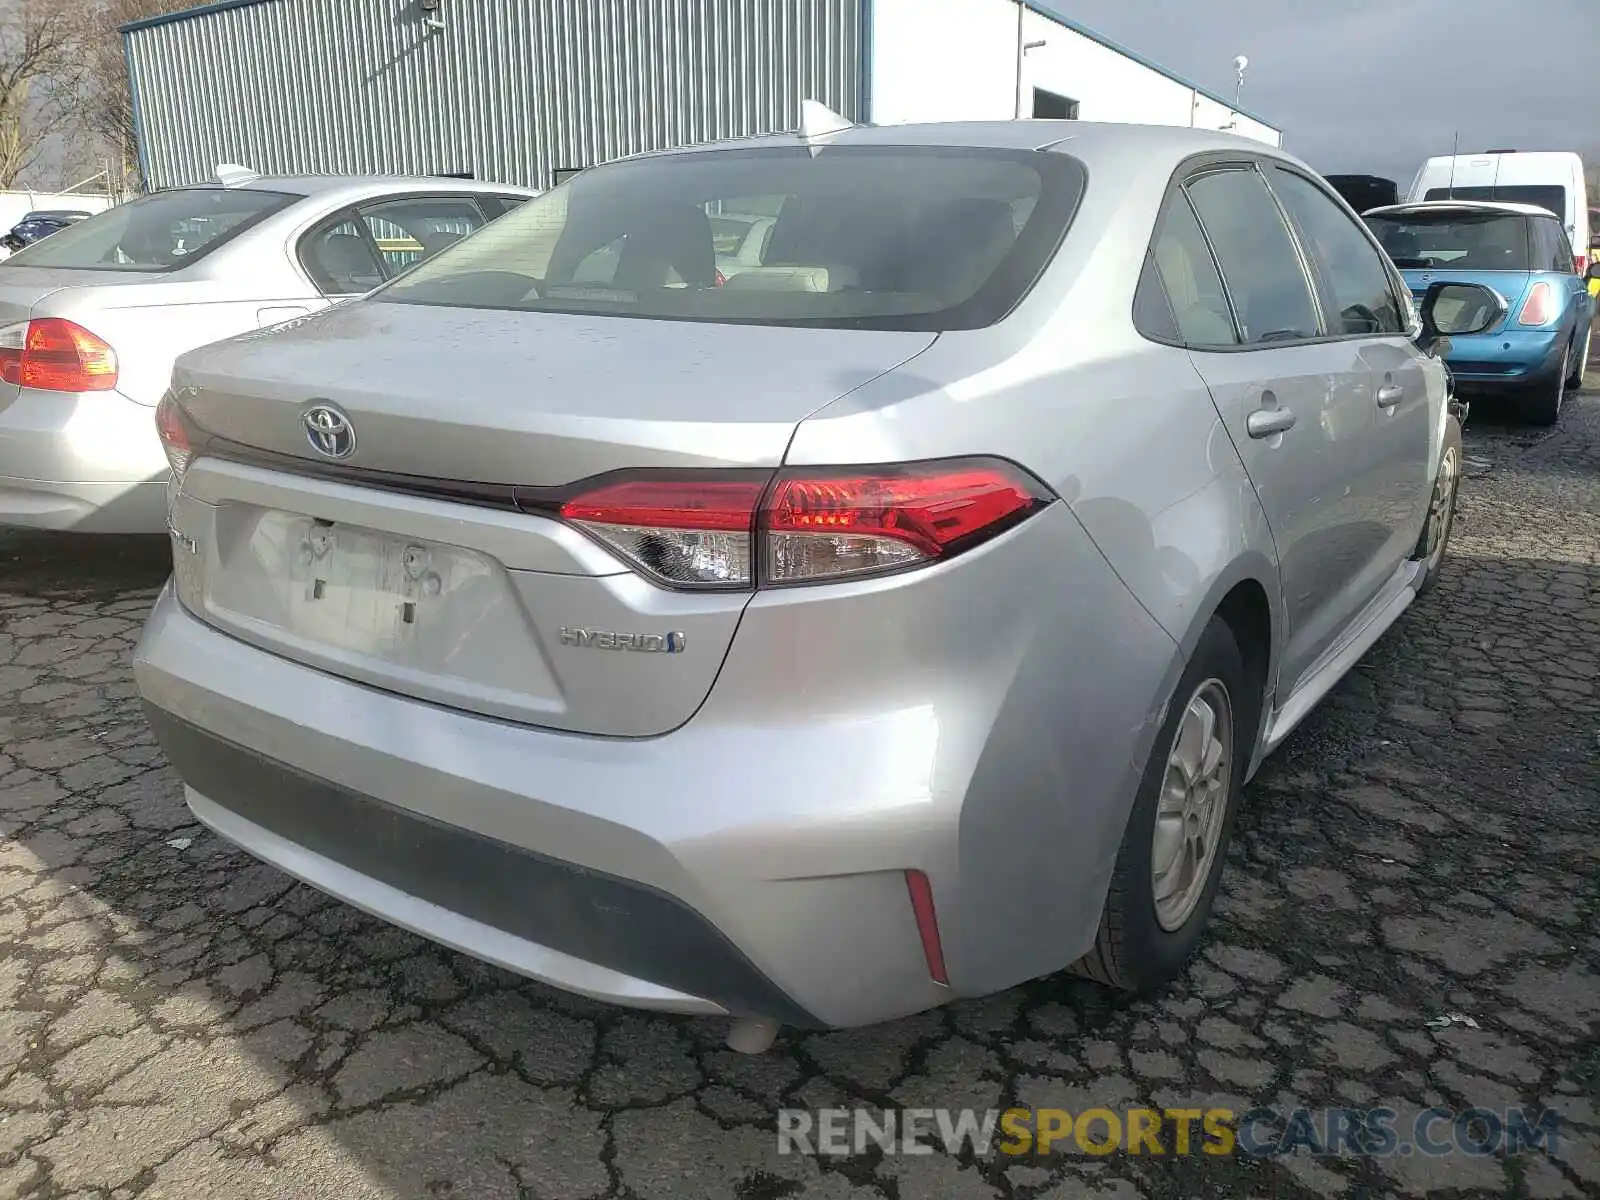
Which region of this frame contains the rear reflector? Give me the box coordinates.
[1517,282,1556,326]
[0,318,118,392]
[904,869,949,986]
[550,458,1050,591]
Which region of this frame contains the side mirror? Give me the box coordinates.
[1417,281,1506,353]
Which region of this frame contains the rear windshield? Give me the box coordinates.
[3,187,296,272]
[378,146,1086,330]
[1423,184,1566,219]
[1366,211,1531,271]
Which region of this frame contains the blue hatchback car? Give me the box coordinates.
[1366,201,1595,425]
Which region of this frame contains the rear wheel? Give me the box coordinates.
[1411,416,1462,596]
[1073,618,1248,993]
[1567,326,1592,389]
[1523,348,1568,426]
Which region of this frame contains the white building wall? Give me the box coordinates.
[869,0,1019,124]
[869,0,1280,146]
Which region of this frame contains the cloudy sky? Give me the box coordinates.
[1059,0,1600,183]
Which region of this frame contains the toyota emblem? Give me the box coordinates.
[303,404,355,460]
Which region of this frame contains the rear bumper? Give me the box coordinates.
[0,387,168,532]
[1443,328,1565,389]
[147,704,815,1024]
[134,497,1179,1027]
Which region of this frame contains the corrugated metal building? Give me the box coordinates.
[124,0,1281,192]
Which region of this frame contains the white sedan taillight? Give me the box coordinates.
[553,459,1050,590]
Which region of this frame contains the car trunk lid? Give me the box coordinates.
[168,299,936,736]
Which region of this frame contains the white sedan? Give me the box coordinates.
[0,171,533,533]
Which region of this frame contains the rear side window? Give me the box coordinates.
[1534,218,1574,273]
[1143,193,1237,346]
[1424,184,1565,220]
[1267,167,1403,335]
[1364,211,1531,271]
[301,216,387,296]
[359,196,487,276]
[1185,168,1321,344]
[377,146,1087,331]
[3,187,296,272]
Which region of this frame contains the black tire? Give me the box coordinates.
[1073,618,1249,993]
[1411,415,1462,597]
[1566,326,1590,389]
[1522,347,1568,426]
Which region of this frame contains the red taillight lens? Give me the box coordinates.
[551,458,1049,590]
[155,392,194,480]
[1575,254,1588,275]
[0,318,118,392]
[559,476,766,588]
[1518,282,1556,326]
[764,461,1047,583]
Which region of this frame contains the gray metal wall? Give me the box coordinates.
[127,0,867,190]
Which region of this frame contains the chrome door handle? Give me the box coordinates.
[1377,383,1405,408]
[1246,407,1297,438]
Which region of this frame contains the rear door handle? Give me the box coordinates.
[1246,407,1297,438]
[1377,383,1405,408]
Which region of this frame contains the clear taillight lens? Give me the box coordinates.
[549,459,1050,590]
[559,476,766,588]
[1517,282,1556,326]
[0,318,118,392]
[155,392,194,481]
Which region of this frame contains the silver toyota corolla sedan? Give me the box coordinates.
[0,173,534,533]
[134,119,1500,1042]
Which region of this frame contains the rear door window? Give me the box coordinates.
[1141,191,1238,347]
[301,214,387,296]
[2,187,296,272]
[358,196,488,276]
[1184,167,1322,344]
[1266,167,1404,335]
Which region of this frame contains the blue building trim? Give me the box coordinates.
[123,34,154,186]
[120,0,277,35]
[858,0,874,123]
[1021,0,1276,131]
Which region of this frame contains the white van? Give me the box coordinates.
[1406,151,1590,270]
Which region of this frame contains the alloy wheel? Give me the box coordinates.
[1151,679,1233,932]
[1424,444,1460,573]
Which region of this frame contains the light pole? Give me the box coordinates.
[1223,55,1248,130]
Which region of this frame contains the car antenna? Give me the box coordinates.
[214,163,262,188]
[1445,132,1458,199]
[797,99,854,157]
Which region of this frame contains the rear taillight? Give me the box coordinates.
[1518,282,1556,326]
[559,475,767,588]
[1575,254,1588,275]
[155,392,195,481]
[0,318,118,392]
[549,458,1050,590]
[764,463,1046,583]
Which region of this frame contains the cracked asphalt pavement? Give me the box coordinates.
[1,370,1597,1200]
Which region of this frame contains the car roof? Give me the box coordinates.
[1366,199,1554,218]
[167,175,538,204]
[622,118,1297,169]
